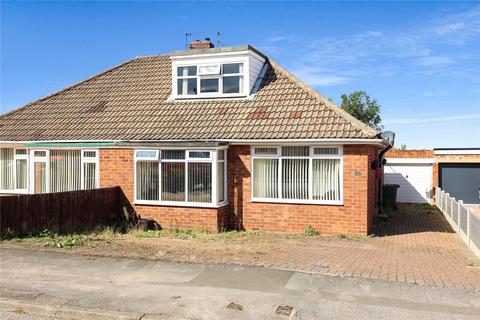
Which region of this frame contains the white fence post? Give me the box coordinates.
[458,200,462,233]
[467,208,471,247]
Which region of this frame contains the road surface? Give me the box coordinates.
[0,248,479,319]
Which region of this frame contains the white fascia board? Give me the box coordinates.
[1,138,388,147]
[170,50,250,61]
[434,149,480,155]
[386,158,435,164]
[227,138,388,147]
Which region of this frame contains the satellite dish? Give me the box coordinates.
[381,131,395,146]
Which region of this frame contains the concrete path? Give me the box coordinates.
[1,248,479,320]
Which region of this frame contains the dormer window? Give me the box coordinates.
[170,45,266,100]
[175,63,245,98]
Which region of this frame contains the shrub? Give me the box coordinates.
[303,225,319,236]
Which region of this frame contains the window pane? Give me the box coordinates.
[282,146,309,157]
[83,151,97,158]
[254,147,277,155]
[136,161,159,200]
[162,150,185,160]
[0,148,14,190]
[253,159,278,198]
[198,65,220,75]
[200,78,219,93]
[189,151,210,159]
[188,162,212,203]
[177,78,197,95]
[136,150,158,159]
[177,66,196,76]
[313,147,339,156]
[217,160,225,202]
[34,151,46,157]
[34,162,46,194]
[15,149,27,155]
[162,162,185,201]
[50,150,81,192]
[313,159,341,201]
[223,76,242,94]
[282,159,309,199]
[223,63,243,74]
[84,162,97,190]
[16,159,28,190]
[218,150,225,160]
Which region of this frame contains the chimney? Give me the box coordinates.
[189,37,214,50]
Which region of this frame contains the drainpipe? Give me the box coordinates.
[376,131,395,214]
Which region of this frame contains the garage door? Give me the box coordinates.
[440,163,480,204]
[384,163,433,203]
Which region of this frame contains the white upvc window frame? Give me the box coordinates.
[172,60,247,100]
[13,148,29,193]
[81,150,100,190]
[250,145,344,205]
[134,148,228,208]
[0,147,101,195]
[217,149,227,203]
[29,149,50,194]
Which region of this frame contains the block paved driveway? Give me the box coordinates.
[244,203,480,290]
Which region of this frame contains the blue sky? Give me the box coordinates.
[1,1,479,148]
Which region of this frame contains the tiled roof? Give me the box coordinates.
[0,53,379,141]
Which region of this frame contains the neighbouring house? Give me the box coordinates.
[385,148,480,204]
[0,39,391,235]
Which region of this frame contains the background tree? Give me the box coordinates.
[340,91,383,130]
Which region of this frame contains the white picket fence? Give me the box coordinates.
[435,187,480,259]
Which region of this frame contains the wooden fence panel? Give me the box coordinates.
[0,187,126,235]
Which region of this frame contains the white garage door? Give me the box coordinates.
[384,161,433,203]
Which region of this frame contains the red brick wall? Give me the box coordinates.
[99,145,379,235]
[433,154,480,189]
[99,148,225,232]
[386,149,434,158]
[228,145,379,236]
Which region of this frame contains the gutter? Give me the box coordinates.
[0,138,389,148]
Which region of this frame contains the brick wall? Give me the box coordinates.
[99,148,225,232]
[99,145,379,235]
[228,145,379,236]
[386,149,434,158]
[433,153,480,189]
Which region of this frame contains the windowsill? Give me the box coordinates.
[172,94,248,101]
[0,190,29,195]
[134,200,228,209]
[251,198,343,206]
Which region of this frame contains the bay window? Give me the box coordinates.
[252,146,343,204]
[175,63,245,98]
[134,148,227,207]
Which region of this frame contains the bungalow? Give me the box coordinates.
[0,39,390,235]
